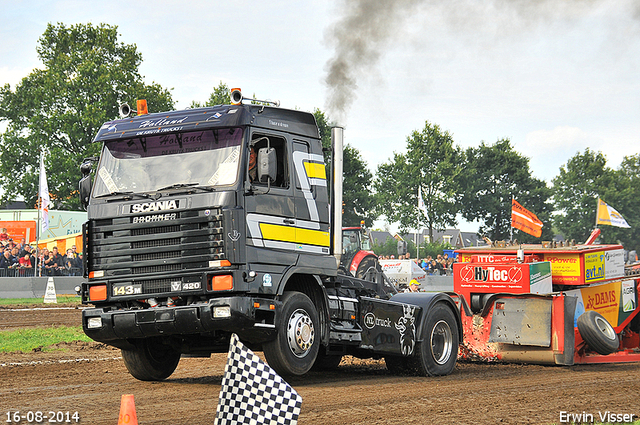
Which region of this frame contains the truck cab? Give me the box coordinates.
[78,92,461,380]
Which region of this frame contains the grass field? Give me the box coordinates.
[0,297,86,352]
[0,326,91,352]
[0,296,81,305]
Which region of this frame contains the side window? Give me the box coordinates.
[250,134,288,188]
[293,141,309,190]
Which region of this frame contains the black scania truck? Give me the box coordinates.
[79,90,461,380]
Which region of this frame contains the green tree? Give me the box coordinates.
[374,121,462,238]
[372,234,401,258]
[312,109,378,227]
[552,148,616,243]
[191,81,230,108]
[0,23,174,210]
[612,154,640,252]
[460,139,552,242]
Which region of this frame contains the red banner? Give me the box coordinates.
[511,199,543,237]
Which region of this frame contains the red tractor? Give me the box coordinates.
[339,221,380,280]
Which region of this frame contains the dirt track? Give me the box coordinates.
[2,305,640,425]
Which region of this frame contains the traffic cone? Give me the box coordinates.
[117,394,138,425]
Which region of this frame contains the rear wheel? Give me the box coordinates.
[577,310,619,355]
[355,255,379,281]
[263,291,319,376]
[408,303,459,376]
[121,338,181,381]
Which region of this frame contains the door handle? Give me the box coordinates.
[283,219,295,225]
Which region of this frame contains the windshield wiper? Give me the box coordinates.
[94,191,152,200]
[156,182,200,191]
[156,182,216,193]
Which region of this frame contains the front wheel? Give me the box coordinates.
[408,302,459,376]
[121,338,181,381]
[263,291,320,376]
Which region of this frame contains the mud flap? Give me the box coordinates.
[554,295,576,365]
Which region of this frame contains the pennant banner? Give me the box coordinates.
[511,199,543,237]
[39,155,50,232]
[215,333,302,425]
[596,198,630,228]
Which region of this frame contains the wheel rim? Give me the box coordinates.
[431,319,453,365]
[287,308,315,358]
[595,315,616,341]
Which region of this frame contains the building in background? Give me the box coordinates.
[0,209,86,243]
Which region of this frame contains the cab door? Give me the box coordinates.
[244,132,297,260]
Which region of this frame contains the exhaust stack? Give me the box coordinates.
[332,126,344,265]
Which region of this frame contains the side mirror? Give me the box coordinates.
[257,147,277,183]
[79,160,93,210]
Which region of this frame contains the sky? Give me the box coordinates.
[1,0,639,232]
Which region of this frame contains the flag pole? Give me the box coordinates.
[36,150,42,277]
[416,186,420,260]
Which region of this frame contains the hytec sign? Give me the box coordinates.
[453,261,553,304]
[471,265,522,283]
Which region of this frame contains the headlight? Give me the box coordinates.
[213,306,231,318]
[87,317,102,329]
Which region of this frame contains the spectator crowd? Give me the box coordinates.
[0,228,83,277]
[378,252,456,275]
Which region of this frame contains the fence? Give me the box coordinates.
[0,267,82,278]
[0,276,84,298]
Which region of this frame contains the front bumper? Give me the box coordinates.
[82,296,279,347]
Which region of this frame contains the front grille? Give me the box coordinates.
[133,264,182,274]
[133,251,181,262]
[133,238,181,249]
[88,208,225,295]
[140,278,175,294]
[132,224,181,236]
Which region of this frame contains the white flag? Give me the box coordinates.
[39,155,50,232]
[596,198,630,228]
[418,186,428,220]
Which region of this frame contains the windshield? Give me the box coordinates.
[92,128,243,197]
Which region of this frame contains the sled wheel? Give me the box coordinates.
[409,302,459,376]
[385,355,409,375]
[121,337,181,381]
[263,291,319,376]
[312,349,343,371]
[577,310,619,355]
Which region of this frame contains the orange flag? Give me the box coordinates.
[511,199,543,237]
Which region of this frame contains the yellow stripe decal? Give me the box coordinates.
[259,223,330,247]
[303,162,326,180]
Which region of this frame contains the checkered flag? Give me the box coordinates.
[215,333,303,425]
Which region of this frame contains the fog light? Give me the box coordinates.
[87,317,102,329]
[213,306,231,318]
